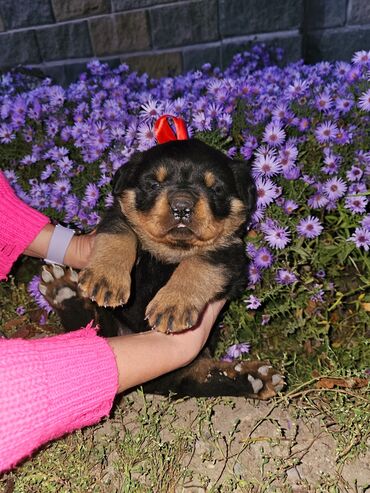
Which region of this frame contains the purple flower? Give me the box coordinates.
[252,151,282,178]
[28,275,52,313]
[360,215,370,230]
[255,177,280,208]
[344,195,368,214]
[283,199,299,215]
[315,121,338,143]
[275,269,298,285]
[254,247,274,269]
[323,177,347,201]
[248,262,261,285]
[262,122,286,147]
[16,305,26,316]
[222,343,251,362]
[358,89,370,111]
[244,295,262,309]
[264,224,291,249]
[296,216,323,239]
[348,227,370,251]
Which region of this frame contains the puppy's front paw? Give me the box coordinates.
[78,266,131,308]
[145,288,202,333]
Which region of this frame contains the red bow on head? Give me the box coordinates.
[154,115,189,144]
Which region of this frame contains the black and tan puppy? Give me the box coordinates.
[41,139,285,398]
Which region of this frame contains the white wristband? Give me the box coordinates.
[45,224,75,265]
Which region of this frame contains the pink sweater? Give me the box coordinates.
[0,172,118,471]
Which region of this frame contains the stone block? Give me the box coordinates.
[222,33,303,68]
[303,0,346,29]
[348,0,370,25]
[150,0,218,49]
[219,0,303,37]
[36,21,93,62]
[90,12,150,56]
[0,30,41,68]
[51,0,110,21]
[0,0,54,30]
[122,52,182,77]
[305,26,370,62]
[113,0,177,11]
[183,44,222,71]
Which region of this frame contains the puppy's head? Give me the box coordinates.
[113,139,256,261]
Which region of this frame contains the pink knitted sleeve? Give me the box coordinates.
[0,171,50,280]
[0,323,118,472]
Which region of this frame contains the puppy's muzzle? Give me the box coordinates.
[168,191,196,223]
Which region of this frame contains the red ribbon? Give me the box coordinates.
[154,115,189,144]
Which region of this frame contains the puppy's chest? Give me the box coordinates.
[114,251,176,332]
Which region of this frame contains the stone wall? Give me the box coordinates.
[0,0,369,85]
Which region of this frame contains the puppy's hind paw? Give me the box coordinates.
[39,264,79,309]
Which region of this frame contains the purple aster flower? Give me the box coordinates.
[346,166,363,182]
[261,314,271,325]
[53,178,71,196]
[275,269,298,285]
[16,305,26,316]
[222,342,251,362]
[352,50,370,65]
[315,91,333,112]
[322,150,340,175]
[335,97,354,114]
[360,215,370,230]
[310,286,325,303]
[345,195,368,214]
[348,227,370,251]
[244,295,262,310]
[0,123,16,143]
[82,183,100,208]
[323,177,347,201]
[140,96,164,121]
[248,262,261,285]
[254,247,274,269]
[283,165,301,180]
[308,191,329,209]
[262,121,286,147]
[358,89,370,111]
[283,199,299,215]
[252,151,282,177]
[28,275,52,313]
[255,177,280,208]
[264,224,291,249]
[315,121,338,143]
[296,216,323,239]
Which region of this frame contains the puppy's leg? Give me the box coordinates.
[39,264,97,331]
[39,264,122,337]
[144,356,285,399]
[79,230,137,308]
[146,257,227,333]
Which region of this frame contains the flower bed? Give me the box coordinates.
[1,45,369,377]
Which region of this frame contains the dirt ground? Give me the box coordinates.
[112,392,370,492]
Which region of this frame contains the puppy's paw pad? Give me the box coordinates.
[239,361,285,399]
[39,265,79,308]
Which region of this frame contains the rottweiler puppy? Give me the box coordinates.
[40,139,284,398]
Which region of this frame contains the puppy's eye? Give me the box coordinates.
[149,180,160,190]
[212,184,224,195]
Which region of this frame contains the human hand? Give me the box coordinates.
[63,231,96,269]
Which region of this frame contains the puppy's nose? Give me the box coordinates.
[169,192,195,221]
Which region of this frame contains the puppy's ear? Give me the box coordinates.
[112,152,143,196]
[229,160,257,219]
